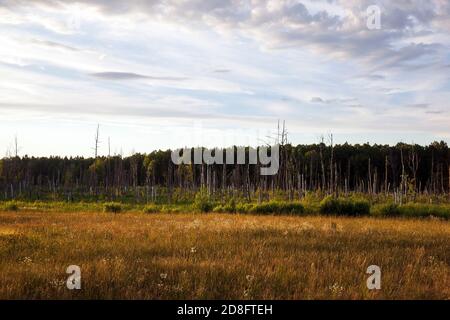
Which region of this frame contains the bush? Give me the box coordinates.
[319,197,340,215]
[2,201,19,211]
[143,204,159,213]
[224,199,237,213]
[213,199,238,213]
[235,203,254,213]
[103,202,122,213]
[399,203,450,219]
[212,205,225,213]
[281,202,305,214]
[194,190,214,213]
[249,202,274,214]
[250,201,304,215]
[372,203,400,217]
[160,205,185,213]
[352,200,371,216]
[320,197,370,216]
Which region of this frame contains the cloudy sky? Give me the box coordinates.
[1,0,450,157]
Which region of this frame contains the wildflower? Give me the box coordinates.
[190,247,197,254]
[160,273,168,280]
[246,275,255,282]
[329,282,344,294]
[22,256,32,264]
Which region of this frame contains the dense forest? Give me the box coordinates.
[1,140,449,203]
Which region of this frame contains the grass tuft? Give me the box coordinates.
[1,201,19,211]
[103,202,123,213]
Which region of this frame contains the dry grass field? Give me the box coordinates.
[0,211,448,299]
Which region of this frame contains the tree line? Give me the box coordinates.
[1,140,449,203]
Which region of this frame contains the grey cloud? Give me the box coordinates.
[405,103,429,109]
[90,72,188,81]
[311,97,357,104]
[0,101,274,125]
[311,97,325,103]
[30,38,80,51]
[346,104,364,109]
[213,69,231,73]
[364,74,385,80]
[426,110,444,114]
[4,0,450,74]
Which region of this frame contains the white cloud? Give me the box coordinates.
[0,0,449,155]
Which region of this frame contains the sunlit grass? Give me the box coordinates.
[0,211,448,299]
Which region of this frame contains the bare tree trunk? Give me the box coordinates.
[94,124,100,158]
[368,158,372,194]
[384,156,388,196]
[319,137,326,193]
[329,134,334,194]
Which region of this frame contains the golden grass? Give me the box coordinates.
[0,211,448,299]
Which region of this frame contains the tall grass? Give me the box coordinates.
[0,211,448,299]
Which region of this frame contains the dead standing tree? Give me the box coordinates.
[319,136,326,193]
[408,144,420,197]
[92,124,101,197]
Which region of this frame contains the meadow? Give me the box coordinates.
[0,210,448,299]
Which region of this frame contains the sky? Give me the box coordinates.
[1,0,450,157]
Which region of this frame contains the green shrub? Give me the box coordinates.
[250,201,304,215]
[2,201,19,211]
[281,202,305,214]
[103,202,122,213]
[224,199,237,213]
[399,203,450,219]
[372,203,400,217]
[249,202,274,214]
[212,205,225,213]
[160,205,184,213]
[319,197,340,215]
[143,204,159,213]
[194,190,214,213]
[352,200,371,216]
[235,203,254,213]
[320,197,370,216]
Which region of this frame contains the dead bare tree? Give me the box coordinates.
[408,144,420,194]
[328,133,334,194]
[319,136,326,192]
[384,155,389,195]
[92,124,101,197]
[93,124,101,158]
[14,134,21,158]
